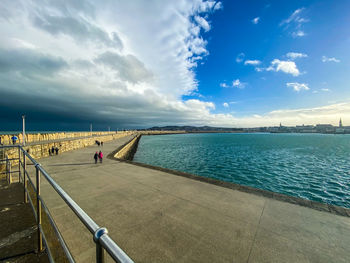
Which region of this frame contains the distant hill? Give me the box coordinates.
[143,126,244,132]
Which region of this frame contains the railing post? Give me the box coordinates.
[23,150,27,203]
[94,227,108,263]
[8,161,12,184]
[5,155,8,183]
[18,147,21,183]
[36,164,43,252]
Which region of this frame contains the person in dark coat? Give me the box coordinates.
[94,152,98,164]
[55,147,59,155]
[51,146,55,155]
[48,149,51,156]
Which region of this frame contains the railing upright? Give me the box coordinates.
[94,227,108,263]
[7,159,12,184]
[18,147,21,183]
[23,150,28,203]
[36,164,43,252]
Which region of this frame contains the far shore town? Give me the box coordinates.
[145,118,350,134]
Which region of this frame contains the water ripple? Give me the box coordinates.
[134,133,350,208]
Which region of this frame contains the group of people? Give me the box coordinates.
[49,146,59,155]
[95,140,104,146]
[94,151,103,163]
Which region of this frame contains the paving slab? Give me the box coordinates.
[25,135,350,263]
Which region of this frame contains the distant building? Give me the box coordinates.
[316,124,334,133]
[339,118,343,128]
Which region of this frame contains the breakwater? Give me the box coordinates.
[0,131,134,176]
[111,130,186,161]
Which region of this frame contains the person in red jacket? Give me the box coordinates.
[98,151,103,163]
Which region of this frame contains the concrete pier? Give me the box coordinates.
[30,136,350,262]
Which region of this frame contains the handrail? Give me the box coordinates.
[1,145,134,263]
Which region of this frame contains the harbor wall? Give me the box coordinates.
[0,132,134,176]
[112,130,186,161]
[0,131,118,145]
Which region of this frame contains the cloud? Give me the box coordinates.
[321,88,330,92]
[0,0,228,129]
[244,60,261,66]
[286,82,309,92]
[94,51,153,83]
[236,52,245,63]
[195,16,210,32]
[220,79,246,89]
[286,52,307,60]
[213,2,223,10]
[322,56,340,63]
[280,8,309,37]
[266,59,300,76]
[32,10,123,50]
[292,30,306,38]
[232,79,245,88]
[252,17,260,24]
[0,47,67,75]
[280,8,306,26]
[223,102,229,108]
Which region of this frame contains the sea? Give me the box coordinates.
[134,133,350,208]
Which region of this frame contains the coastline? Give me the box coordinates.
[109,133,350,218]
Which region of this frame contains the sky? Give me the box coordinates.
[0,0,349,131]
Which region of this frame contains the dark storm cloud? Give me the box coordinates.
[94,52,153,83]
[0,48,67,75]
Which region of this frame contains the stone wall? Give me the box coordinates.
[114,135,141,160]
[114,130,185,161]
[0,131,122,145]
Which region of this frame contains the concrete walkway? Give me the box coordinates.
[0,181,49,262]
[32,136,350,262]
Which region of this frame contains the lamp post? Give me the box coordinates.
[90,123,92,136]
[22,115,26,146]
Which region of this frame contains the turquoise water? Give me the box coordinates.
[134,133,350,208]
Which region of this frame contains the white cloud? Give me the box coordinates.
[321,88,330,92]
[244,59,261,65]
[236,52,245,63]
[232,79,245,89]
[223,102,229,108]
[322,56,340,63]
[280,8,306,26]
[266,59,300,76]
[220,79,246,89]
[292,30,306,38]
[286,52,307,60]
[213,2,223,10]
[252,17,260,24]
[195,16,210,32]
[280,8,308,37]
[286,82,309,92]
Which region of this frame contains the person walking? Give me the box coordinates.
[55,147,59,155]
[51,146,55,155]
[94,152,98,164]
[11,136,17,145]
[98,151,103,163]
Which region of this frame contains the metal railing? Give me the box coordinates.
[0,145,134,263]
